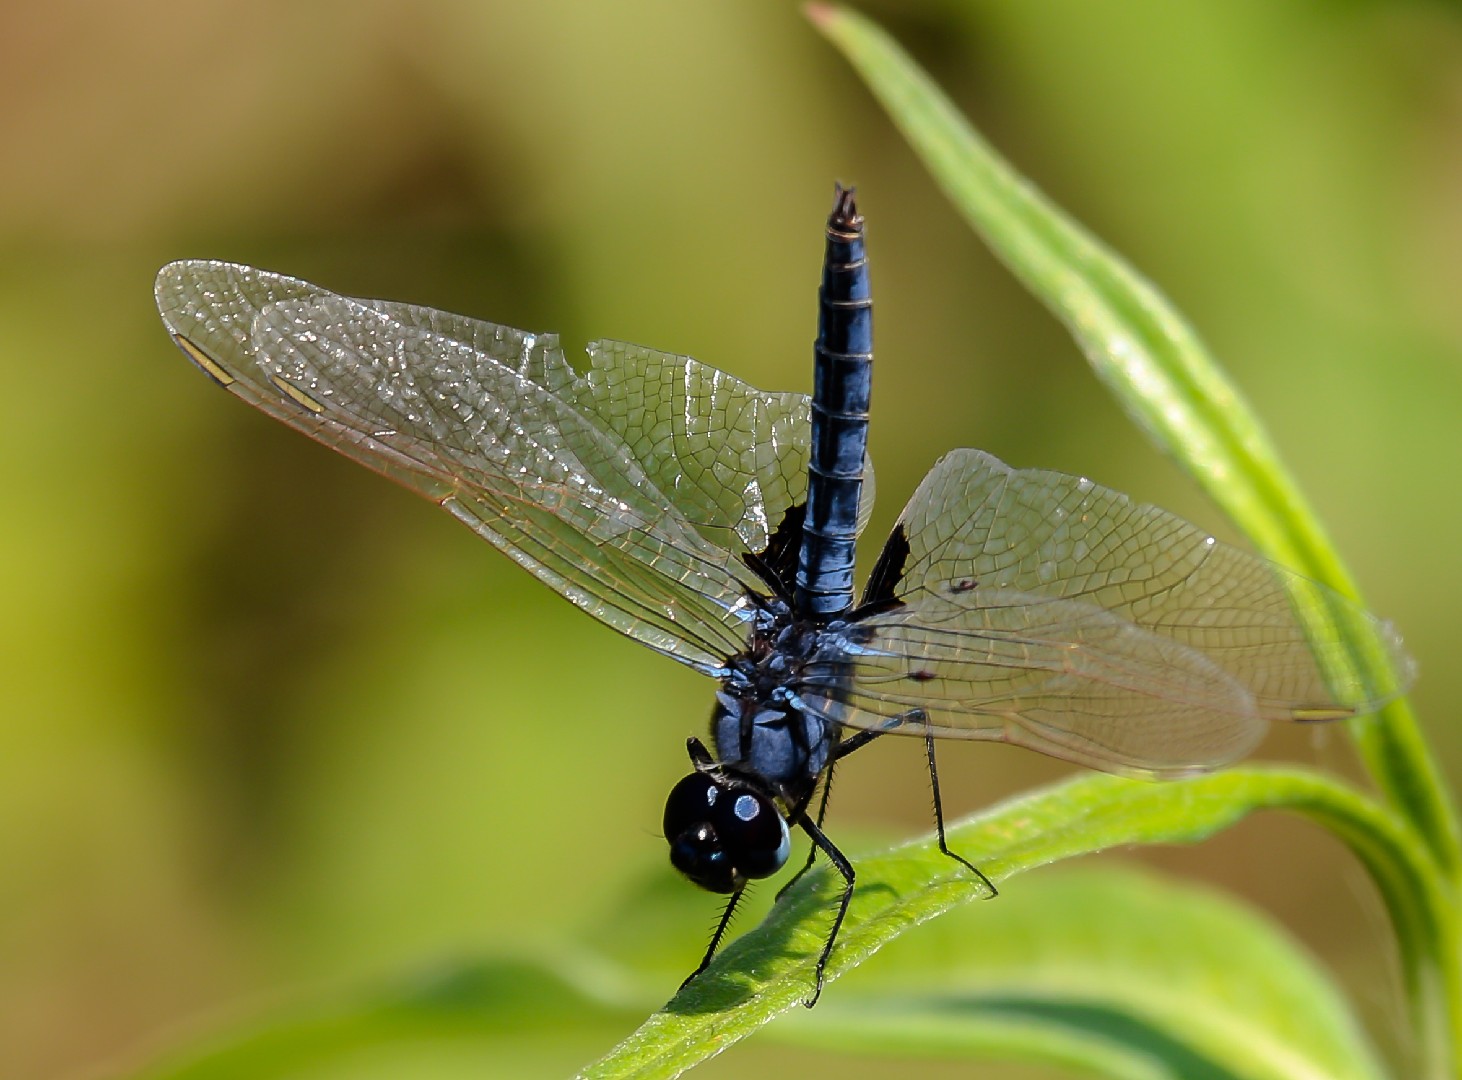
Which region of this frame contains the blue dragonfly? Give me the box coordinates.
[155,187,1414,1006]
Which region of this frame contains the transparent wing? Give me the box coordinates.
[354,303,875,550]
[155,259,822,674]
[801,448,1415,777]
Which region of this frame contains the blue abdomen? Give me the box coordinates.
[795,185,872,619]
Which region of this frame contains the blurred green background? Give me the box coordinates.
[3,1,1460,1077]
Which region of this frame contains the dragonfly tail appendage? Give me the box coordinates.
[796,184,873,619]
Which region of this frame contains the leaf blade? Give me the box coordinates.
[581,768,1436,1078]
[785,866,1389,1080]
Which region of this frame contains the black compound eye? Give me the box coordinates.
[663,772,718,845]
[663,773,790,893]
[664,773,736,893]
[718,789,791,879]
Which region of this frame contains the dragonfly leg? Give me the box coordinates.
[796,812,855,1008]
[680,885,747,993]
[833,725,885,760]
[922,719,997,898]
[776,774,834,902]
[776,724,887,902]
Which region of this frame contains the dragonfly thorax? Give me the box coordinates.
[711,604,837,796]
[661,603,835,898]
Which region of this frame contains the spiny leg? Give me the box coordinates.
[776,726,885,903]
[796,812,855,1008]
[921,717,997,897]
[776,779,830,902]
[834,725,885,760]
[680,885,747,992]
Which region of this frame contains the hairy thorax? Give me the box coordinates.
[710,598,840,798]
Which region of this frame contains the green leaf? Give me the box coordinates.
[125,771,1434,1079]
[803,1,1457,885]
[581,768,1438,1078]
[784,865,1387,1080]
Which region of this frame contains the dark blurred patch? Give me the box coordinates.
[169,413,409,879]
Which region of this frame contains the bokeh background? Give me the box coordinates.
[3,2,1460,1077]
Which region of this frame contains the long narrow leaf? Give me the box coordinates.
[787,866,1389,1080]
[127,851,1395,1080]
[581,767,1445,1078]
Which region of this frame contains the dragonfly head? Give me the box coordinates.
[663,769,790,894]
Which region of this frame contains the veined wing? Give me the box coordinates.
[570,340,875,553]
[355,301,876,554]
[799,448,1415,777]
[154,259,818,674]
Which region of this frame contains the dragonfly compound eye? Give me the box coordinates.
[663,772,790,893]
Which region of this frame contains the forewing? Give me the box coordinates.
[345,316,877,554]
[155,259,766,673]
[804,448,1415,777]
[573,340,876,553]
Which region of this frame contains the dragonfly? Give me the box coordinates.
[155,186,1415,1006]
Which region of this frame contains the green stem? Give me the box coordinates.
[1274,774,1462,1078]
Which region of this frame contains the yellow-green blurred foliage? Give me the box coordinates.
[2,2,1459,1077]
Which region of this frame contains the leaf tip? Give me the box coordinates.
[803,2,837,30]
